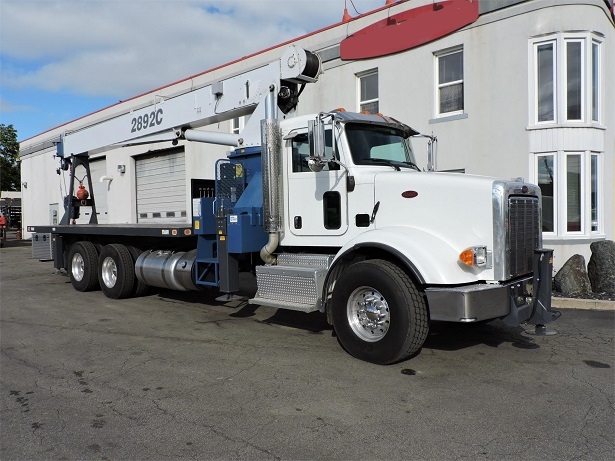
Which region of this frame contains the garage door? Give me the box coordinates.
[136,147,187,223]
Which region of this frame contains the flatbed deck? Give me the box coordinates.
[27,223,195,238]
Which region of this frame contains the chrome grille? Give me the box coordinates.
[508,196,540,277]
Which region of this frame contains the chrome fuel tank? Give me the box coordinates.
[135,249,197,291]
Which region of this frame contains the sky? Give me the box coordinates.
[0,0,386,143]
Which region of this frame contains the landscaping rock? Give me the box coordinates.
[588,240,615,293]
[554,254,591,295]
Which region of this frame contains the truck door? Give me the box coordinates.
[286,129,348,236]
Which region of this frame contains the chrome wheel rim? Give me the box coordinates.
[101,256,117,288]
[347,286,390,342]
[71,253,85,282]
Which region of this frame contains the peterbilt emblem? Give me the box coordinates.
[401,190,419,198]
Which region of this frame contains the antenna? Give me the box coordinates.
[342,0,352,22]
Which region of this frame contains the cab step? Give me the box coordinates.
[249,254,334,312]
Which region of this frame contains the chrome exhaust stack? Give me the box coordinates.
[260,86,283,264]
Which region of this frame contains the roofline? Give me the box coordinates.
[21,0,412,144]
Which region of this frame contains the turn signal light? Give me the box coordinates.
[459,246,488,268]
[459,248,475,266]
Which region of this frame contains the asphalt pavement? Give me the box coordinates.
[1,243,614,461]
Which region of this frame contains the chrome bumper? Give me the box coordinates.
[426,249,560,325]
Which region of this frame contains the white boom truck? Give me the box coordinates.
[28,46,559,364]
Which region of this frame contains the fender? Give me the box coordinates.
[329,226,490,286]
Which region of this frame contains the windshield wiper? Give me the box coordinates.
[400,160,421,171]
[363,158,400,171]
[364,158,421,171]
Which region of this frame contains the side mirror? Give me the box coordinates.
[307,118,326,172]
[308,118,326,157]
[307,157,325,172]
[426,135,437,172]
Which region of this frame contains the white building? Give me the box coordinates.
[19,0,615,271]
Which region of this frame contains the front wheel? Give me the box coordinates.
[331,259,429,364]
[98,244,135,299]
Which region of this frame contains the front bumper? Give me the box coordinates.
[425,249,561,325]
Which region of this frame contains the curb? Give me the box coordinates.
[551,297,615,311]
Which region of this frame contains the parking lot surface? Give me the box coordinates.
[1,245,614,460]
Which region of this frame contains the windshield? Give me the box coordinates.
[345,123,417,169]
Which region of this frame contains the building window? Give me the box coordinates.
[435,48,463,116]
[532,34,602,125]
[565,41,583,121]
[591,41,600,122]
[536,42,556,122]
[590,153,599,231]
[566,153,582,232]
[358,70,378,114]
[537,154,556,233]
[533,152,602,236]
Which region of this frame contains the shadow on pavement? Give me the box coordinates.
[425,320,539,352]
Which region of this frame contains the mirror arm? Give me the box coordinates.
[414,133,438,172]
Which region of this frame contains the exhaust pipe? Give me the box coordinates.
[260,85,282,264]
[260,233,279,265]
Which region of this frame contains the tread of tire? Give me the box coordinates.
[99,244,135,299]
[368,259,429,363]
[70,241,99,292]
[127,246,148,297]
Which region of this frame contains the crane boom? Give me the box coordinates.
[57,45,321,157]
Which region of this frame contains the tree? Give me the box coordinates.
[0,124,20,191]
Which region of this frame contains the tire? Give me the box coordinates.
[127,246,149,297]
[98,244,135,299]
[331,259,429,364]
[68,241,100,292]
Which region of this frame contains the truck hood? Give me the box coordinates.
[373,171,497,277]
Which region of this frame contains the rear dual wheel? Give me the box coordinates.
[127,246,148,297]
[68,242,145,299]
[98,244,135,299]
[68,241,100,292]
